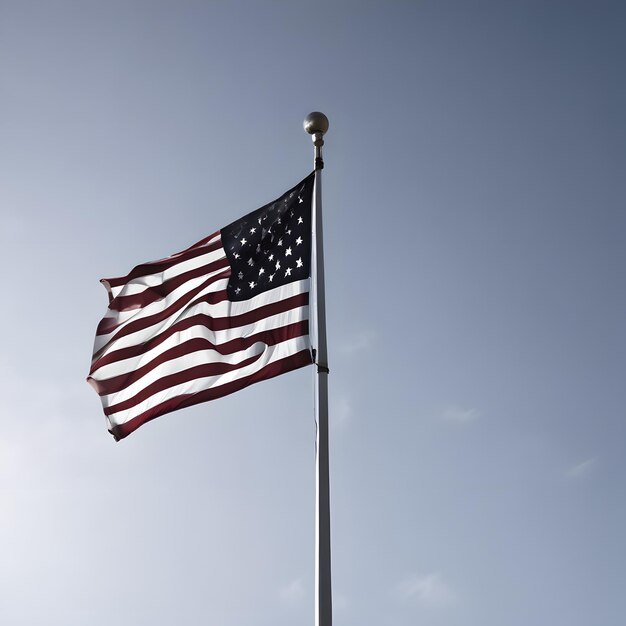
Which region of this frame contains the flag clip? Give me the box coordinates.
[312,349,330,374]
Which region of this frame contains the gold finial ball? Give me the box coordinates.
[303,112,329,136]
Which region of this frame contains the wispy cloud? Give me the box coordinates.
[337,330,377,355]
[566,458,595,478]
[331,393,353,432]
[279,578,305,605]
[333,593,349,610]
[441,405,481,424]
[394,573,455,607]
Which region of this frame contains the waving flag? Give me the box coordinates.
[88,173,315,440]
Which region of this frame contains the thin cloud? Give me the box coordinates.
[394,573,455,607]
[333,593,349,610]
[566,458,595,478]
[331,393,352,432]
[337,330,377,355]
[441,405,481,424]
[279,578,305,605]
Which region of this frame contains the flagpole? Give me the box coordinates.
[304,112,332,626]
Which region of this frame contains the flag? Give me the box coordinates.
[88,173,315,440]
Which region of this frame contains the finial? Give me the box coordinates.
[303,112,329,168]
[304,112,329,137]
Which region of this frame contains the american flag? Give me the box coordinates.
[88,173,315,440]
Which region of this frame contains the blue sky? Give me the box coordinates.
[1,1,625,625]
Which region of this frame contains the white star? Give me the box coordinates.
[238,271,244,279]
[249,281,256,289]
[285,267,292,277]
[269,273,274,282]
[296,257,303,268]
[298,196,303,203]
[250,227,257,234]
[259,267,265,275]
[234,253,240,258]
[277,238,283,246]
[275,260,281,270]
[268,254,274,261]
[295,237,303,246]
[248,258,254,266]
[235,287,241,294]
[297,216,303,224]
[240,237,247,245]
[286,229,292,235]
[285,247,292,256]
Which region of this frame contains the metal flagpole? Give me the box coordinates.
[304,112,332,626]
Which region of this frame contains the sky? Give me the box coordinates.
[1,1,625,624]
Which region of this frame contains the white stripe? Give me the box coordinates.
[92,303,309,380]
[105,234,222,299]
[208,304,308,345]
[223,279,309,317]
[93,278,309,358]
[101,339,276,408]
[93,266,230,353]
[99,253,228,333]
[112,246,226,298]
[105,336,310,428]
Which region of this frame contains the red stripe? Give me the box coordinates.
[108,260,230,313]
[89,321,309,396]
[91,297,227,372]
[108,350,313,441]
[95,265,231,338]
[90,296,308,372]
[174,231,221,255]
[103,353,263,415]
[95,289,308,362]
[102,236,223,289]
